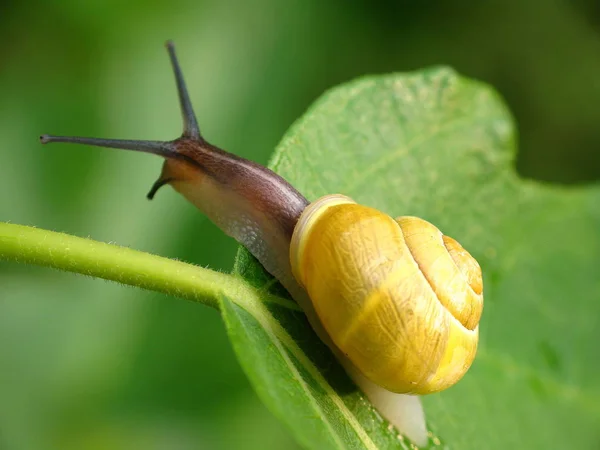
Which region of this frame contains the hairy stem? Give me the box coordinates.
[0,222,296,311]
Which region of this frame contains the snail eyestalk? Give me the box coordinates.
[165,40,201,139]
[39,135,177,159]
[39,40,207,198]
[39,40,203,159]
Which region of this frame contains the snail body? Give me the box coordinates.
[41,42,483,447]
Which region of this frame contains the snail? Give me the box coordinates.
[40,41,483,447]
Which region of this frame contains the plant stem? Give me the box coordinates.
[0,222,239,310]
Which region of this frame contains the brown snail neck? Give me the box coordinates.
[156,136,309,239]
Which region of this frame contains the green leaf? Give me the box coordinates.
[226,68,600,449]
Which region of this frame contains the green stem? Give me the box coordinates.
[0,222,243,310]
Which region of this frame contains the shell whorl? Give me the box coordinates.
[397,216,483,331]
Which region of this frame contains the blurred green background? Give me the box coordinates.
[1,1,600,449]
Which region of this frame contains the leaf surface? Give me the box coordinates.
[223,68,600,449]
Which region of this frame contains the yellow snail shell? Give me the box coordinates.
[291,194,482,394]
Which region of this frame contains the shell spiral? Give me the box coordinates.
[290,195,483,394]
